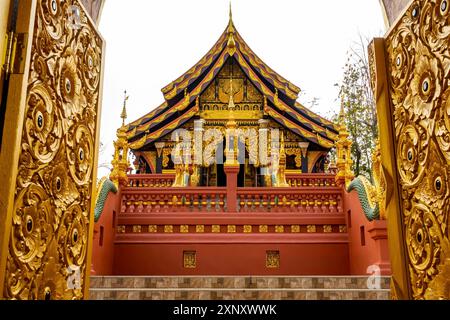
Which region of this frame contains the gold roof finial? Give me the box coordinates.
[229,1,233,27]
[121,90,129,126]
[227,1,236,54]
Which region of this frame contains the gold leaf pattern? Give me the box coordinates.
[4,0,103,300]
[386,0,450,299]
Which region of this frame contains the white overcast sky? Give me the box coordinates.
[97,0,385,177]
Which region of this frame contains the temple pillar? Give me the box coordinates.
[224,164,240,212]
[192,119,205,186]
[258,119,270,186]
[299,142,309,173]
[155,142,165,174]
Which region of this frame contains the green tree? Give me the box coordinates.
[337,37,378,180]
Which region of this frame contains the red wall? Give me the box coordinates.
[344,191,391,275]
[112,242,349,275]
[91,192,120,275]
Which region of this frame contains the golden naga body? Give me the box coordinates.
[347,140,387,221]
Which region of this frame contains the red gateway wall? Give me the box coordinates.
[91,174,390,276]
[91,191,120,275]
[113,239,349,275]
[344,191,391,275]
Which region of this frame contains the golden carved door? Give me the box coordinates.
[370,0,450,299]
[0,0,103,299]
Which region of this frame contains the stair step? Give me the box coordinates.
[89,288,390,300]
[90,276,390,290]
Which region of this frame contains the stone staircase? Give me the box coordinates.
[89,276,390,300]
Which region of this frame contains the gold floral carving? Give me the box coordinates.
[243,225,252,233]
[4,0,103,300]
[385,0,450,299]
[259,225,268,233]
[212,225,221,233]
[291,225,300,233]
[148,225,157,233]
[266,251,280,268]
[183,251,196,268]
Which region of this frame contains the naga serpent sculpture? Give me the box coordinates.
[347,140,386,221]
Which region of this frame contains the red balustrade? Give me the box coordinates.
[286,173,337,187]
[237,187,342,213]
[127,174,175,187]
[121,187,227,213]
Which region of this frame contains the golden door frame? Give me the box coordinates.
[0,0,104,299]
[371,0,450,299]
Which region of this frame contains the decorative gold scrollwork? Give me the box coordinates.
[4,0,103,299]
[386,0,450,299]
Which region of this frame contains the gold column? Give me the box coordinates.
[258,119,271,186]
[110,91,130,187]
[335,99,354,188]
[273,132,289,187]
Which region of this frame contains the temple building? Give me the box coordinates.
[124,10,338,188]
[90,8,389,279]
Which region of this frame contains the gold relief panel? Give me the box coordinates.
[148,225,157,233]
[200,58,263,120]
[211,225,221,233]
[323,225,332,233]
[243,225,252,233]
[266,251,280,268]
[164,225,173,233]
[196,225,204,233]
[339,225,347,233]
[291,225,300,233]
[227,225,236,233]
[117,225,126,233]
[382,0,450,299]
[183,251,196,269]
[275,225,284,233]
[259,225,268,233]
[307,225,316,233]
[2,0,104,299]
[180,225,189,233]
[132,225,142,233]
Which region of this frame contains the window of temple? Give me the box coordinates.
[99,226,104,247]
[360,226,366,246]
[347,210,352,228]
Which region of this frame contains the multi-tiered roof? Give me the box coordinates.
[126,8,338,150]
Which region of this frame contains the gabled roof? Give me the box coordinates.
[127,12,338,150]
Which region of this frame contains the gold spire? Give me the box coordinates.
[335,93,354,187]
[228,1,233,30]
[227,1,236,55]
[121,90,129,126]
